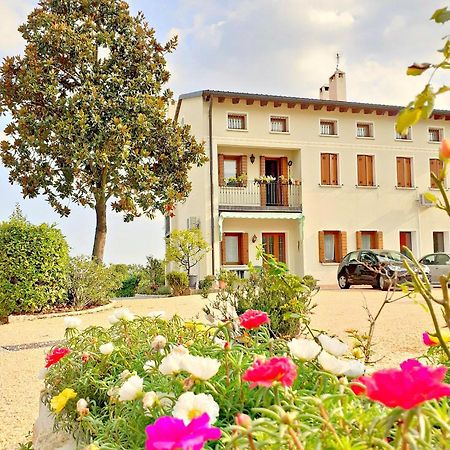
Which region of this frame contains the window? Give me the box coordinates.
[227,113,247,130]
[320,120,337,136]
[430,158,444,188]
[221,233,249,265]
[262,233,286,263]
[320,153,339,185]
[318,231,347,263]
[356,231,383,250]
[224,157,239,179]
[218,154,247,187]
[270,116,288,133]
[396,126,412,140]
[357,155,375,186]
[433,232,445,252]
[356,122,373,138]
[396,157,413,188]
[428,128,443,143]
[399,231,413,254]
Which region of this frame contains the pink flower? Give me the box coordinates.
[239,310,270,330]
[243,356,297,388]
[45,347,70,368]
[423,332,438,347]
[351,359,450,409]
[145,413,221,450]
[422,331,450,347]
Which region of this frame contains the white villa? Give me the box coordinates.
[168,70,450,285]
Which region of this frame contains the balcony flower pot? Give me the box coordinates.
[188,274,198,289]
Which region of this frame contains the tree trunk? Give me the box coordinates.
[92,197,107,262]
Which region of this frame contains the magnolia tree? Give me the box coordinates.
[165,228,209,276]
[0,0,206,261]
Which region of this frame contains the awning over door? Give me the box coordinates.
[218,211,304,241]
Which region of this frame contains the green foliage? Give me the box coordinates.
[116,274,140,298]
[205,252,317,337]
[68,257,121,309]
[198,275,215,298]
[165,229,209,275]
[0,212,69,317]
[0,0,206,260]
[155,285,171,296]
[166,271,188,296]
[136,256,165,294]
[42,315,450,449]
[396,7,450,134]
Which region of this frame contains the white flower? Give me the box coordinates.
[76,398,89,416]
[172,392,220,424]
[288,338,321,361]
[64,316,82,329]
[318,351,347,375]
[171,345,189,355]
[181,355,220,380]
[144,360,156,372]
[148,310,166,318]
[151,335,167,351]
[318,334,348,357]
[143,391,158,410]
[114,308,135,321]
[159,353,187,375]
[37,368,48,380]
[99,342,114,355]
[342,359,366,378]
[118,375,144,401]
[120,369,132,380]
[213,337,227,348]
[108,314,119,325]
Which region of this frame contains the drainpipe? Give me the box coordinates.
[208,95,216,275]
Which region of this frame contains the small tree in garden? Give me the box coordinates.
[165,228,209,276]
[0,0,206,262]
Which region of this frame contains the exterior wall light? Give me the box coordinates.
[288,160,293,167]
[252,234,258,243]
[250,154,256,164]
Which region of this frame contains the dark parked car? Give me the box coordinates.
[337,250,431,290]
[419,253,450,283]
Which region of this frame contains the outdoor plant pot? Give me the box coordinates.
[189,274,198,289]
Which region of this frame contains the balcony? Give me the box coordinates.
[219,181,302,212]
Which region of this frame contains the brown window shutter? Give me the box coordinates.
[260,156,266,206]
[241,233,249,265]
[430,159,441,188]
[396,157,404,187]
[280,157,289,206]
[376,231,383,249]
[356,231,362,250]
[339,231,347,262]
[218,154,225,186]
[280,157,288,177]
[405,158,412,187]
[330,154,338,185]
[240,155,248,186]
[321,154,330,185]
[318,231,325,263]
[357,155,365,186]
[367,156,374,186]
[220,236,226,265]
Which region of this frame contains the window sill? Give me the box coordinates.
[356,136,375,140]
[269,131,290,135]
[321,262,340,266]
[429,187,449,191]
[395,186,418,190]
[395,138,412,142]
[355,185,379,189]
[226,128,248,132]
[428,141,440,144]
[319,134,339,138]
[318,183,343,188]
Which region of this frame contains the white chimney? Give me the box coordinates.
[319,85,330,100]
[328,70,346,101]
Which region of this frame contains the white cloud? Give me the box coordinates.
[307,8,355,27]
[0,2,32,54]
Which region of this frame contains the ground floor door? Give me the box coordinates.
[399,231,412,254]
[262,233,286,263]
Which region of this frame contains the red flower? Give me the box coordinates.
[351,359,450,409]
[243,356,297,388]
[440,138,450,159]
[239,310,270,330]
[81,352,90,363]
[45,347,70,368]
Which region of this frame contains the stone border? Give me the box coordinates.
[9,301,116,323]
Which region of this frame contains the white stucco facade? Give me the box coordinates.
[170,74,450,285]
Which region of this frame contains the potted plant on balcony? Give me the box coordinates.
[225,173,247,187]
[253,175,276,185]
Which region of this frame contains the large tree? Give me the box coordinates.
[0,0,206,261]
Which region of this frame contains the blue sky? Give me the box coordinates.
[1,0,449,264]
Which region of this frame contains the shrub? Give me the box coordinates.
[135,257,165,295]
[116,274,140,297]
[68,257,121,309]
[166,271,189,296]
[0,209,69,318]
[198,275,215,298]
[155,285,171,296]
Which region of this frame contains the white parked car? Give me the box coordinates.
[419,253,450,283]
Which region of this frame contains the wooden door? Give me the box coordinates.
[399,232,412,254]
[262,233,286,263]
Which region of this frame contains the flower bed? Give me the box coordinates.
[37,308,450,449]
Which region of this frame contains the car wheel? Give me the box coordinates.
[338,272,350,289]
[378,275,391,291]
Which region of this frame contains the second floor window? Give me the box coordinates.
[270,116,288,132]
[396,126,412,140]
[320,153,339,185]
[356,122,374,138]
[430,158,444,188]
[357,154,375,186]
[320,120,337,136]
[396,156,413,188]
[428,128,443,142]
[227,113,247,130]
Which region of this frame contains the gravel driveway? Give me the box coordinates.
[0,289,438,449]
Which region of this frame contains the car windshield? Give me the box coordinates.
[376,251,411,263]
